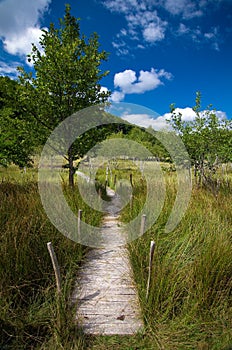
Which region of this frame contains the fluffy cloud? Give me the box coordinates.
[103,1,168,53]
[178,23,190,35]
[111,68,173,102]
[164,0,203,18]
[120,107,228,131]
[143,22,166,42]
[0,0,50,61]
[162,107,197,122]
[102,0,222,53]
[125,10,168,44]
[204,27,220,50]
[3,27,46,56]
[121,113,171,130]
[0,61,20,77]
[111,91,126,103]
[100,86,109,94]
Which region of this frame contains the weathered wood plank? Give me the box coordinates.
[72,188,143,335]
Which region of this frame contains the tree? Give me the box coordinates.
[127,126,169,160]
[168,92,232,187]
[18,4,111,186]
[0,76,38,168]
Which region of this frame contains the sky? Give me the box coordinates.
[0,0,232,129]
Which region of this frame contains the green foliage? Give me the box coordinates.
[0,76,38,167]
[17,4,111,186]
[168,92,232,187]
[127,126,169,159]
[19,4,110,127]
[96,125,169,160]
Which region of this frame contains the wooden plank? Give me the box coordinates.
[81,322,143,335]
[72,187,143,335]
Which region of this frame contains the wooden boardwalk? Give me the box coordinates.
[71,188,143,335]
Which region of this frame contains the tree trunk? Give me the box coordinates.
[68,148,75,188]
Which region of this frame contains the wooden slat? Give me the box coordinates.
[72,188,143,335]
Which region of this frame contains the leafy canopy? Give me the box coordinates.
[168,92,232,185]
[17,4,111,185]
[18,4,110,134]
[0,76,37,167]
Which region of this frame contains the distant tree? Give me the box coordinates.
[126,126,168,160]
[18,4,111,186]
[168,92,232,187]
[0,76,37,167]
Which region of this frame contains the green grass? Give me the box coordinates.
[121,170,232,350]
[0,164,232,349]
[0,169,104,349]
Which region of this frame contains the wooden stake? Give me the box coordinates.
[130,194,133,211]
[47,242,61,294]
[78,209,82,236]
[140,214,146,236]
[146,241,155,300]
[114,174,117,187]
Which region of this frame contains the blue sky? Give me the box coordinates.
[0,0,232,128]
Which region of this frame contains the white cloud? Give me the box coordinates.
[110,91,125,102]
[4,26,46,57]
[102,1,168,52]
[120,107,228,131]
[114,70,137,91]
[204,32,214,40]
[100,86,109,93]
[102,0,223,53]
[162,107,197,124]
[164,0,203,18]
[113,68,173,99]
[178,23,190,35]
[0,61,20,77]
[103,0,150,14]
[127,10,168,43]
[112,40,130,56]
[0,0,51,62]
[143,22,166,42]
[159,107,228,127]
[214,110,227,120]
[164,0,187,15]
[212,42,220,51]
[121,113,171,130]
[204,27,220,51]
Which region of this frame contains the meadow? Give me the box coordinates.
[0,162,231,349]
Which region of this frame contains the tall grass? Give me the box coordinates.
[1,163,232,349]
[0,173,103,349]
[122,171,232,350]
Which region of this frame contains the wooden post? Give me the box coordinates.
[105,165,109,184]
[110,167,112,186]
[78,209,82,236]
[140,214,146,236]
[146,241,155,300]
[130,173,133,187]
[47,242,61,294]
[117,181,122,193]
[105,180,108,190]
[114,174,117,187]
[130,194,133,211]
